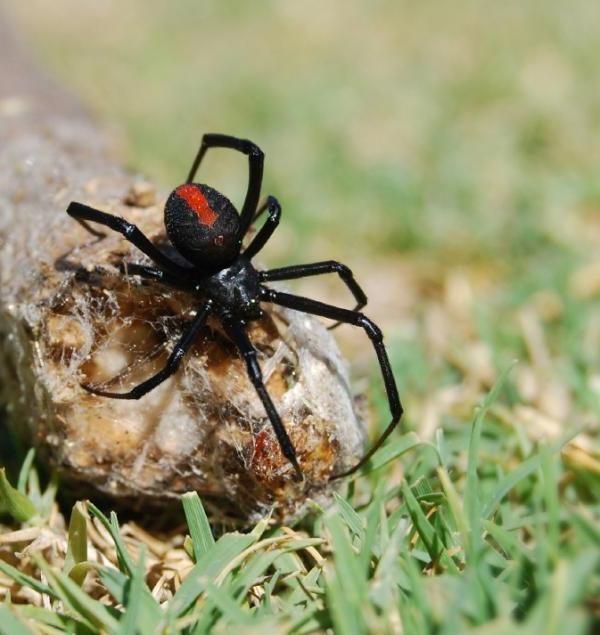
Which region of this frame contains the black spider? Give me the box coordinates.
[67,133,403,481]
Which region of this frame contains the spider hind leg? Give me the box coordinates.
[261,287,403,479]
[260,260,368,330]
[222,316,303,482]
[67,202,193,277]
[82,302,211,399]
[186,133,264,238]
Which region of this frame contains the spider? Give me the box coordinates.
[67,133,403,481]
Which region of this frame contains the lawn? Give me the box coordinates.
[1,1,599,633]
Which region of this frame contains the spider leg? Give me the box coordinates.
[73,218,106,239]
[261,288,402,479]
[221,316,303,482]
[252,198,270,223]
[243,196,281,260]
[260,260,367,330]
[185,133,264,237]
[67,202,194,277]
[82,301,211,399]
[120,263,194,290]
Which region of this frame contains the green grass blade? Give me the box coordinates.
[360,480,387,571]
[169,532,260,617]
[562,549,599,609]
[203,583,254,626]
[117,548,146,635]
[36,472,59,520]
[87,502,135,575]
[14,605,96,634]
[436,465,469,551]
[0,604,35,635]
[35,556,120,632]
[481,428,582,519]
[401,480,458,573]
[228,548,284,599]
[332,492,365,542]
[63,502,88,584]
[0,468,37,523]
[182,492,215,561]
[323,564,366,635]
[435,427,449,468]
[0,559,56,599]
[16,449,35,494]
[325,509,369,602]
[570,509,600,547]
[323,509,370,634]
[540,445,560,565]
[396,552,431,633]
[465,363,514,553]
[482,520,531,563]
[186,599,219,635]
[369,520,405,609]
[363,431,426,473]
[97,566,162,634]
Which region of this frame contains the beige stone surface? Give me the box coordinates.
[0,96,363,524]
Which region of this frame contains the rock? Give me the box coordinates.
[0,104,364,523]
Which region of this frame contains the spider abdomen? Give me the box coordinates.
[165,183,240,269]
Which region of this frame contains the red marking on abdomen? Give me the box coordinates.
[176,184,218,227]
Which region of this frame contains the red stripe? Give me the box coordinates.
[176,184,218,226]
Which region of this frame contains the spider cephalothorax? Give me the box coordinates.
[67,133,403,481]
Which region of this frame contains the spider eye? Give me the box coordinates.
[214,235,225,247]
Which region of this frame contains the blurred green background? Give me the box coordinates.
[7,0,600,269]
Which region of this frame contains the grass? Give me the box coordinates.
[0,382,597,633]
[1,1,600,633]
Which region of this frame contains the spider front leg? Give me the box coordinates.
[67,202,193,278]
[243,196,281,260]
[221,316,303,482]
[260,260,367,330]
[186,133,264,236]
[82,301,211,399]
[120,263,194,290]
[261,288,403,479]
[251,198,270,224]
[72,218,107,239]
